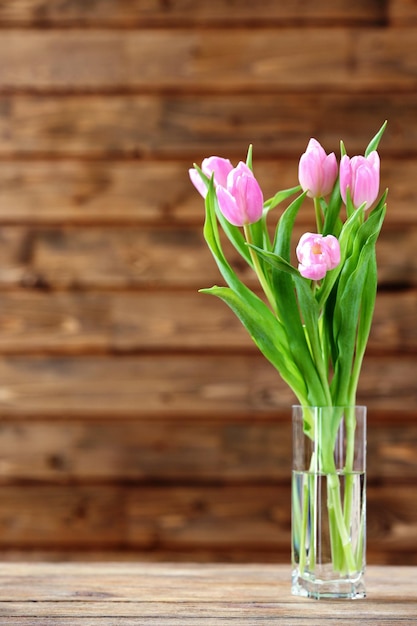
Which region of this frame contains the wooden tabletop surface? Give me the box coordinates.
[0,563,415,624]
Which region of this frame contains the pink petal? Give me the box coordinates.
[202,156,233,187]
[189,168,208,198]
[216,186,244,226]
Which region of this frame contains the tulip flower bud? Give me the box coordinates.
[216,162,264,227]
[339,151,380,210]
[296,232,341,280]
[189,156,234,198]
[298,139,338,198]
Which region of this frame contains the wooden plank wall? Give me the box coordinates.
[0,0,416,564]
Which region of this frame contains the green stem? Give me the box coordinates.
[347,354,363,410]
[327,473,357,574]
[343,406,357,528]
[243,225,278,315]
[355,483,366,569]
[314,197,323,233]
[298,454,358,577]
[308,472,316,572]
[297,450,317,576]
[309,332,333,407]
[319,410,358,576]
[298,475,310,575]
[327,492,344,572]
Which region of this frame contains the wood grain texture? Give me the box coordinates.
[0,290,414,354]
[0,225,413,289]
[0,354,414,417]
[389,0,417,23]
[0,29,416,92]
[0,564,415,624]
[0,94,415,159]
[0,418,416,483]
[0,159,413,225]
[0,0,415,566]
[0,484,415,557]
[0,0,387,27]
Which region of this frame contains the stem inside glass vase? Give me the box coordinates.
[291,405,366,600]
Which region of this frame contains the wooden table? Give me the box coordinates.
[0,563,415,624]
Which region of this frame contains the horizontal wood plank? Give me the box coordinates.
[0,417,416,483]
[0,354,414,417]
[389,0,417,24]
[0,160,200,225]
[0,485,124,546]
[0,484,414,557]
[2,419,293,483]
[0,29,416,92]
[0,562,414,603]
[0,290,414,355]
[1,600,417,623]
[0,94,414,159]
[0,353,294,417]
[0,158,412,225]
[0,564,415,624]
[0,225,413,289]
[0,0,386,27]
[0,548,413,565]
[0,548,291,562]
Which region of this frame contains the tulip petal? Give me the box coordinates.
[296,232,341,280]
[339,151,380,210]
[216,163,263,226]
[189,167,208,198]
[216,186,243,227]
[202,156,233,187]
[298,139,338,198]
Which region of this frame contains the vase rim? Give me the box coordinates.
[292,404,366,409]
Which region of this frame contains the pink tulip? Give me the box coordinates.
[189,156,234,198]
[339,151,380,210]
[216,162,264,227]
[298,139,338,198]
[296,232,341,280]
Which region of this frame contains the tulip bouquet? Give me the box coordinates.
[189,122,388,594]
[189,124,386,411]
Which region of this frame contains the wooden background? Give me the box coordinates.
[0,0,416,565]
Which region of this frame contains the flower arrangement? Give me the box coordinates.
[189,123,386,411]
[189,121,388,597]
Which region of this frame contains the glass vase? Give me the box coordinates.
[291,405,366,600]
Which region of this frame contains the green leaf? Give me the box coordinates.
[273,191,307,259]
[331,240,375,404]
[268,190,329,405]
[201,175,307,400]
[263,185,301,212]
[248,215,270,252]
[365,120,387,156]
[247,245,300,277]
[322,178,343,236]
[202,176,328,407]
[316,204,364,310]
[246,144,253,171]
[203,178,249,293]
[328,201,383,381]
[193,163,253,267]
[349,203,387,383]
[250,218,331,403]
[201,285,309,404]
[330,201,387,404]
[192,162,210,189]
[294,276,332,406]
[216,208,253,267]
[347,247,378,404]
